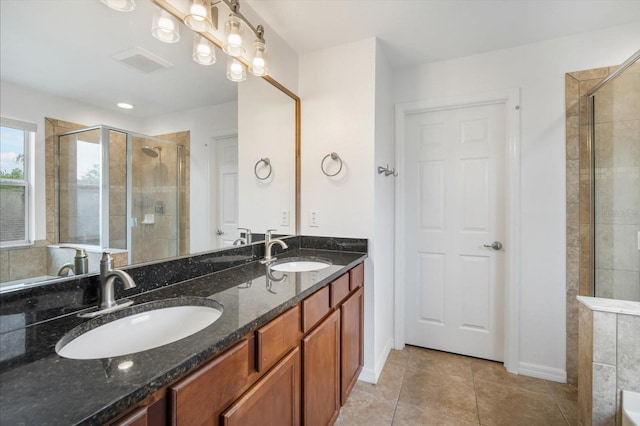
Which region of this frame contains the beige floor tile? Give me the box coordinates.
[475,379,568,426]
[546,381,579,425]
[335,386,396,426]
[398,368,479,423]
[387,348,410,367]
[407,346,473,379]
[356,359,406,401]
[471,358,549,394]
[392,400,479,426]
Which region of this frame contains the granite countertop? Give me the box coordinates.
[0,247,367,425]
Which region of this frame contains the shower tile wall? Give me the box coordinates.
[131,136,180,264]
[593,61,640,301]
[566,66,612,385]
[109,131,127,250]
[156,130,190,256]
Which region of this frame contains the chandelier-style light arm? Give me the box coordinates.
[219,0,264,41]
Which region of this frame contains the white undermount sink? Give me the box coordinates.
[270,257,332,272]
[56,298,223,360]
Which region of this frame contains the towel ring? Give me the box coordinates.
[321,152,343,177]
[254,158,272,180]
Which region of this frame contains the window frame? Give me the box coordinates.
[0,118,35,248]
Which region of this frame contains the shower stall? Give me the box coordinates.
[589,50,640,301]
[57,126,183,264]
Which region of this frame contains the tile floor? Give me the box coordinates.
[336,345,578,426]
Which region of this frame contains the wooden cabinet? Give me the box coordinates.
[257,305,300,372]
[340,286,364,405]
[169,339,250,426]
[222,348,301,426]
[121,262,364,426]
[302,309,341,426]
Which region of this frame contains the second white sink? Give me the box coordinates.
[56,298,223,360]
[270,257,332,272]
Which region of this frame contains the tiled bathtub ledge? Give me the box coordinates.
[577,295,640,316]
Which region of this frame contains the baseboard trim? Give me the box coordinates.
[358,337,394,384]
[518,362,567,383]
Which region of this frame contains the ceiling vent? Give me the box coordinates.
[112,47,173,73]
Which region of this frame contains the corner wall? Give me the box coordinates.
[393,22,640,380]
[299,37,395,381]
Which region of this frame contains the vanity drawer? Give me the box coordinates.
[349,263,364,290]
[169,339,250,425]
[330,273,350,308]
[302,286,330,333]
[256,305,300,372]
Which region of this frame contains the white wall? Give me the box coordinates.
[393,22,640,378]
[373,42,396,373]
[299,37,396,382]
[238,76,296,235]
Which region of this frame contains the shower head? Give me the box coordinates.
[142,146,160,158]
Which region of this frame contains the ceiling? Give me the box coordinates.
[0,0,238,118]
[245,0,640,68]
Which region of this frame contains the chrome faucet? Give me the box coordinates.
[98,252,136,310]
[260,229,288,264]
[233,227,252,246]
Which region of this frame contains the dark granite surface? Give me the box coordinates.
[0,239,367,425]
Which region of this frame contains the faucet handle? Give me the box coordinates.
[265,229,277,237]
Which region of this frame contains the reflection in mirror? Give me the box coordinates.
[0,0,298,292]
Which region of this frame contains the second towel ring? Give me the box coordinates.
[254,158,272,180]
[321,152,343,177]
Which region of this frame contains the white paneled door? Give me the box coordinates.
[404,102,506,361]
[212,136,239,248]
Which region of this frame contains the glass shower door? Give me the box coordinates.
[129,135,180,264]
[592,58,640,301]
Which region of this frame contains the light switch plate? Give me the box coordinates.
[280,210,289,227]
[309,210,319,227]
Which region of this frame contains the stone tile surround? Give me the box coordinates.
[577,296,640,425]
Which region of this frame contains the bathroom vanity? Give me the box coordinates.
[0,236,367,425]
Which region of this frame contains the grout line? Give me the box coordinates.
[472,363,482,425]
[544,380,572,426]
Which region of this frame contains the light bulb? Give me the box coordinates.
[101,0,135,12]
[227,58,246,82]
[152,9,180,43]
[223,15,244,57]
[184,0,213,32]
[193,35,216,65]
[249,40,268,76]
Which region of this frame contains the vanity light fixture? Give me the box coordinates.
[227,57,246,82]
[184,0,214,33]
[101,0,135,12]
[151,8,180,43]
[117,102,134,109]
[152,0,270,81]
[193,34,216,65]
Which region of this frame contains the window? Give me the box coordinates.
[0,118,36,247]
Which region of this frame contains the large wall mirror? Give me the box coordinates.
[0,0,299,291]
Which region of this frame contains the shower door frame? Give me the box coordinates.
[56,125,182,264]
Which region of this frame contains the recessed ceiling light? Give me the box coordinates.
[117,102,134,109]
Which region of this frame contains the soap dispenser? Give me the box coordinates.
[60,246,89,275]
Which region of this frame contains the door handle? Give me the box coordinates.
[483,241,503,250]
[216,229,224,235]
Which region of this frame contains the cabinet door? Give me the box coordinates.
[302,309,340,426]
[169,339,249,426]
[222,347,300,426]
[340,287,364,405]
